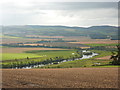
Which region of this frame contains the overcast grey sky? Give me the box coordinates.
[0,0,119,27]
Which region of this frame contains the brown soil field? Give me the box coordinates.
[2,68,119,88]
[21,44,44,46]
[96,56,111,60]
[2,48,69,53]
[68,39,118,44]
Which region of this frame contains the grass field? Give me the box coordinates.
[2,53,42,60]
[2,50,79,61]
[25,50,79,59]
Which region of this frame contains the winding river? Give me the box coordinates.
[14,50,98,69]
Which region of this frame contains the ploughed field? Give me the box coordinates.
[2,47,68,53]
[2,68,119,88]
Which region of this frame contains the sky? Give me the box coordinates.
[0,0,119,27]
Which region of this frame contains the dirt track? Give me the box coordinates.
[2,68,119,88]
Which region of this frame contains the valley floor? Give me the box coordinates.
[1,68,119,88]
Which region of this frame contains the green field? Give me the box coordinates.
[84,43,118,47]
[2,50,79,61]
[2,50,79,60]
[25,50,79,58]
[2,53,42,60]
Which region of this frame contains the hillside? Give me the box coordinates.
[2,25,118,39]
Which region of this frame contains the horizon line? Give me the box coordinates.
[0,24,118,28]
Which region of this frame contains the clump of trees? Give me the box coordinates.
[110,45,120,65]
[83,52,92,55]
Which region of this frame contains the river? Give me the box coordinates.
[13,50,98,69]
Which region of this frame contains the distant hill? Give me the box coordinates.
[1,25,118,39]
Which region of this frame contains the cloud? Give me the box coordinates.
[34,2,118,10]
[0,1,118,27]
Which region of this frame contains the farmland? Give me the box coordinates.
[2,53,42,61]
[1,45,118,69]
[84,43,118,47]
[1,26,119,89]
[1,1,120,89]
[1,36,119,69]
[2,47,68,53]
[68,39,118,44]
[2,68,119,88]
[38,50,117,68]
[1,48,82,68]
[2,49,78,61]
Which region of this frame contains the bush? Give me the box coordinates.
[111,60,120,65]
